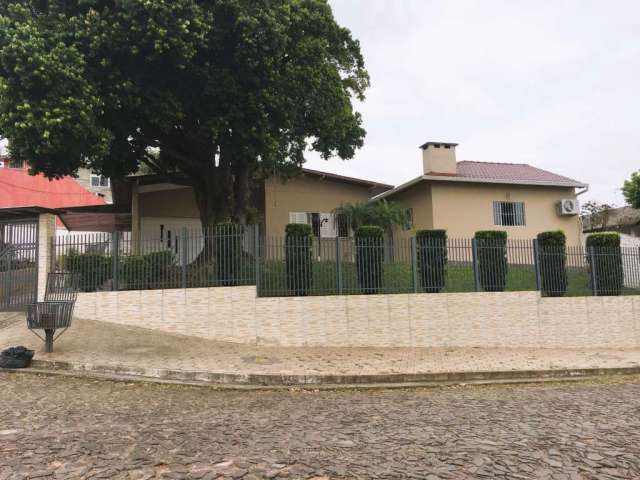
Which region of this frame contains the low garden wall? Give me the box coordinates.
[73,287,640,349]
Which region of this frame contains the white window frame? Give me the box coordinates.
[288,211,350,238]
[493,201,526,226]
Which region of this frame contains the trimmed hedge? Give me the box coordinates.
[285,223,313,296]
[586,232,623,296]
[120,250,176,289]
[355,225,385,294]
[474,230,508,292]
[537,230,567,297]
[416,229,447,293]
[64,250,112,292]
[214,223,244,286]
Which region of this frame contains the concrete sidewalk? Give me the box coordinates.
[2,313,640,384]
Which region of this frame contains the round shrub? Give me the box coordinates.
[586,232,623,296]
[355,225,385,294]
[63,250,112,292]
[120,250,176,289]
[537,230,567,297]
[285,223,313,296]
[416,229,447,293]
[474,230,508,292]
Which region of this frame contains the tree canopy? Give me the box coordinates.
[0,0,369,226]
[622,171,640,209]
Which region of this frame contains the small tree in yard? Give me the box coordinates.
[355,225,384,294]
[537,231,567,297]
[623,171,640,209]
[0,1,369,236]
[586,232,623,296]
[285,223,313,296]
[474,231,508,292]
[334,200,410,233]
[416,230,447,293]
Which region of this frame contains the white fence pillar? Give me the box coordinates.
[36,213,56,301]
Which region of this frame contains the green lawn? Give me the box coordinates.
[259,260,640,297]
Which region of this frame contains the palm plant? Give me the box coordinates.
[334,200,409,234]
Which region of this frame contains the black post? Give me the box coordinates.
[471,238,480,292]
[181,227,188,289]
[111,231,119,291]
[45,329,54,353]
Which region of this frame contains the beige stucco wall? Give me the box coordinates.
[139,187,201,219]
[392,181,582,245]
[264,175,386,238]
[74,287,640,349]
[37,214,56,301]
[390,182,434,241]
[134,175,386,239]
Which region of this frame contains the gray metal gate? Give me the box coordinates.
[0,219,38,311]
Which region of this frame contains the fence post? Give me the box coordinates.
[181,227,188,289]
[411,237,419,293]
[49,235,56,273]
[533,239,542,292]
[471,238,480,292]
[589,246,598,296]
[111,231,119,291]
[254,226,261,294]
[336,236,343,295]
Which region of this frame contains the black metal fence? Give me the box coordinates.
[53,225,258,292]
[0,219,38,311]
[52,230,640,298]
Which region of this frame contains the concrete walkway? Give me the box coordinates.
[3,313,640,383]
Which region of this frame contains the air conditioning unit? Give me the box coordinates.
[557,199,579,216]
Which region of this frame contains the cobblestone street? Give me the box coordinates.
[1,373,640,479]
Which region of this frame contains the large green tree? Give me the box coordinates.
[623,171,640,209]
[0,0,368,226]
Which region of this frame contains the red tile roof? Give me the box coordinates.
[424,161,586,187]
[0,168,106,209]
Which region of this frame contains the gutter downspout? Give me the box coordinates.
[576,186,589,244]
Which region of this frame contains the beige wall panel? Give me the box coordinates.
[73,286,640,350]
[391,181,581,245]
[255,297,281,346]
[323,296,350,347]
[139,188,200,218]
[346,295,369,346]
[366,295,391,347]
[208,287,234,342]
[430,183,582,245]
[264,176,384,238]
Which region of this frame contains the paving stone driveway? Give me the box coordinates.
[1,374,640,479]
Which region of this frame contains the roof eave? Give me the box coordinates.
[373,175,588,200]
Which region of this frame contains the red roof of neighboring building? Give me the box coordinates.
[452,161,586,187]
[0,168,105,210]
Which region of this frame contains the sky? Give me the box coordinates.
[303,0,640,206]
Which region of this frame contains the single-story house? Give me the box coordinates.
[112,169,392,250]
[377,142,587,245]
[108,140,587,247]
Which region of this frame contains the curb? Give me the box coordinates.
[2,359,639,390]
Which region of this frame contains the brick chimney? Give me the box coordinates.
[420,141,458,175]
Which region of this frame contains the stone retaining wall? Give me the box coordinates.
[73,287,640,348]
